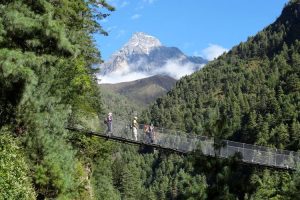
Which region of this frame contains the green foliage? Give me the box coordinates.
[287,165,300,199]
[176,170,207,200]
[92,157,121,200]
[0,128,36,200]
[0,0,114,198]
[109,149,208,200]
[250,170,291,200]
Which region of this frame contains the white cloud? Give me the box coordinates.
[98,65,150,84]
[131,14,141,20]
[154,60,199,79]
[98,59,205,84]
[98,61,150,84]
[197,44,228,61]
[115,29,126,39]
[98,72,149,84]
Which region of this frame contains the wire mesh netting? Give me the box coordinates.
[85,118,300,170]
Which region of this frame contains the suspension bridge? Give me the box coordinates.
[68,119,300,170]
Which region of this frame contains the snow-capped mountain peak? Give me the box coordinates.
[117,32,162,56]
[99,32,208,80]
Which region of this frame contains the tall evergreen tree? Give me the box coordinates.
[0,0,114,198]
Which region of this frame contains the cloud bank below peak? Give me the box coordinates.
[98,59,204,84]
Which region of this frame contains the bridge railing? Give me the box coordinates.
[98,119,299,169]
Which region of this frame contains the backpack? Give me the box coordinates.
[104,119,108,124]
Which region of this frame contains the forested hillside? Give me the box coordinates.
[144,0,300,150]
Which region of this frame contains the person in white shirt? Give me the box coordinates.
[132,116,138,141]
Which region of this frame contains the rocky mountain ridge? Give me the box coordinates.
[99,32,208,77]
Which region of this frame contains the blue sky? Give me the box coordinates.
[95,0,289,61]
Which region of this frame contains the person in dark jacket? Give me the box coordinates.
[106,112,113,135]
[149,123,155,143]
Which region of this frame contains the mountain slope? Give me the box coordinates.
[144,1,300,151]
[101,86,142,120]
[101,75,176,106]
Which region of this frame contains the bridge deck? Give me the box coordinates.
[67,121,300,170]
[67,127,184,154]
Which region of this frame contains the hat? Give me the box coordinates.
[134,116,138,119]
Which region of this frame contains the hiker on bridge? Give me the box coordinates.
[143,123,156,143]
[105,112,113,135]
[149,123,156,143]
[132,116,138,141]
[144,124,151,143]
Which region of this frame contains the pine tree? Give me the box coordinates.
[0,0,114,198]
